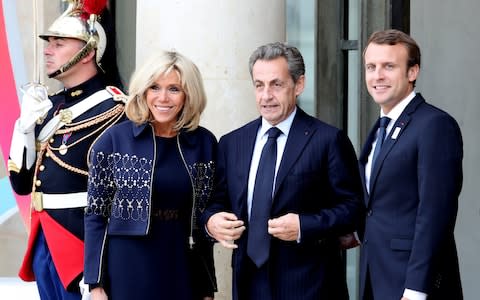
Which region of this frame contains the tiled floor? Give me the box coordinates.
[0,277,40,300]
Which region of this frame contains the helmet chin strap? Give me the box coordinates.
[48,39,97,78]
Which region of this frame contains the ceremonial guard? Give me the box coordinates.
[7,0,125,298]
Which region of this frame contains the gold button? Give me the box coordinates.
[39,165,45,171]
[50,138,54,143]
[45,152,50,157]
[35,180,42,187]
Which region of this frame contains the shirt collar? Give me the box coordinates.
[381,91,416,121]
[259,106,297,137]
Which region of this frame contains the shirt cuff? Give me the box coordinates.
[204,224,214,239]
[296,217,301,243]
[403,288,427,300]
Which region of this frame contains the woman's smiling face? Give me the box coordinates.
[146,70,185,137]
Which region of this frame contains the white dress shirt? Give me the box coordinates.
[247,108,296,219]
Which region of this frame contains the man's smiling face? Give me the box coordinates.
[364,43,419,114]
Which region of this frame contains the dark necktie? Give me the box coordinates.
[247,127,282,268]
[371,116,391,170]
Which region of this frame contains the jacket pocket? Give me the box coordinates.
[390,238,413,251]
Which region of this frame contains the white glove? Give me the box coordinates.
[10,119,36,170]
[18,83,52,134]
[79,277,92,300]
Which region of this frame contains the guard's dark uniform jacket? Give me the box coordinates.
[84,120,218,296]
[9,74,125,290]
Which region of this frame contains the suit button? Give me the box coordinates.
[364,239,368,244]
[367,209,372,216]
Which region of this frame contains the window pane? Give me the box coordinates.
[286,0,316,116]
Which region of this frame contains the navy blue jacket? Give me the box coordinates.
[202,107,363,300]
[358,94,463,299]
[84,120,217,292]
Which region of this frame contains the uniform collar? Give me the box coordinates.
[62,74,105,103]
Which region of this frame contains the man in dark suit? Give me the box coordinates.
[202,42,363,299]
[358,29,463,300]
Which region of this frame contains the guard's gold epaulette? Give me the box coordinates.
[106,86,128,103]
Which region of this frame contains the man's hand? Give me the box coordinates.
[268,213,300,241]
[90,287,108,300]
[207,212,245,249]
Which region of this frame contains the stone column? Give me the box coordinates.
[136,0,285,136]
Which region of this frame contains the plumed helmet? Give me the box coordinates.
[39,0,107,78]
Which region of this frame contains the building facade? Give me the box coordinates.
[1,1,478,299]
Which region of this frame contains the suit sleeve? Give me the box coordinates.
[300,130,364,241]
[200,135,232,228]
[404,114,463,291]
[84,134,116,285]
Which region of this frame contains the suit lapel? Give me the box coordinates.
[237,119,261,218]
[274,109,314,197]
[368,95,425,196]
[359,118,380,166]
[368,115,411,193]
[239,120,261,180]
[359,119,380,204]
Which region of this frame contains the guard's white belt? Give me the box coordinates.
[32,192,87,211]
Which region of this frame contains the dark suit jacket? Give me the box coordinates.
[358,94,463,300]
[203,107,363,300]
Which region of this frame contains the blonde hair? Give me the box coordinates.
[125,50,207,131]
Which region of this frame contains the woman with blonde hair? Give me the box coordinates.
[84,50,218,299]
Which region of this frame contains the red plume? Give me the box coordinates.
[82,0,107,17]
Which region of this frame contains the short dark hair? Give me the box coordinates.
[248,42,305,83]
[364,29,421,69]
